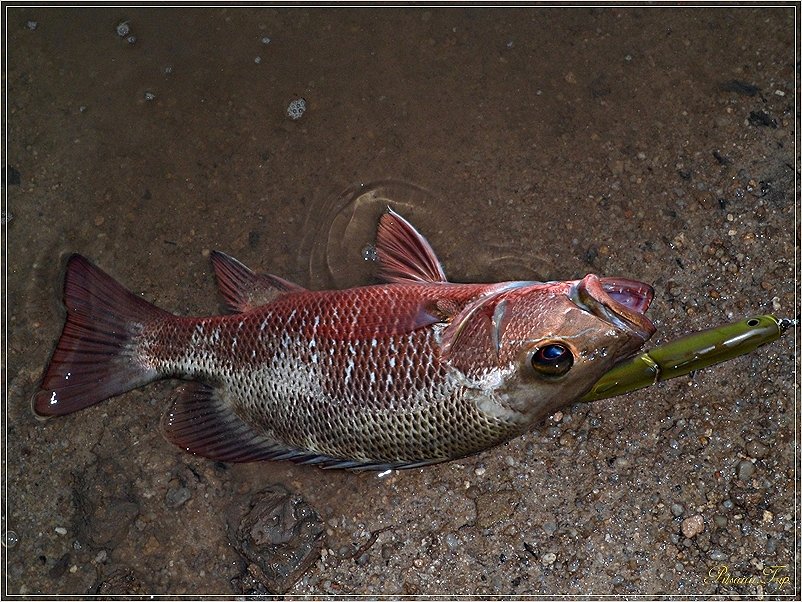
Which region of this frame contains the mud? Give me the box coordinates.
[4,6,798,598]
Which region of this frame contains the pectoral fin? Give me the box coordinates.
[440,282,535,363]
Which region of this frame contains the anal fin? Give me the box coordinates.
[160,383,291,463]
[159,382,439,471]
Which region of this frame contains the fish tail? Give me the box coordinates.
[33,254,171,417]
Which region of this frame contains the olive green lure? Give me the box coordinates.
[582,315,794,402]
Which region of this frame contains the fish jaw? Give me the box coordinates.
[570,274,656,346]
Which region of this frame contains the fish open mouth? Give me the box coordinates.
[570,274,656,341]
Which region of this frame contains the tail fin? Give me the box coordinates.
[33,254,172,417]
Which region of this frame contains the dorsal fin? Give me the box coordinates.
[376,209,448,284]
[210,250,306,313]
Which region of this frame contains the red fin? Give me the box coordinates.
[160,383,440,470]
[211,250,306,313]
[33,254,170,417]
[160,383,291,462]
[376,209,448,284]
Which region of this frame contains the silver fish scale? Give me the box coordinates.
[139,287,524,466]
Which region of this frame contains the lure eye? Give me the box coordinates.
[530,343,574,378]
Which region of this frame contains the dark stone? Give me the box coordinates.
[4,165,21,186]
[71,457,140,550]
[712,150,731,165]
[748,110,777,128]
[719,80,760,96]
[93,567,148,595]
[589,75,611,99]
[48,552,70,579]
[227,484,325,595]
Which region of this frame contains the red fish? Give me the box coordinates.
[34,210,655,469]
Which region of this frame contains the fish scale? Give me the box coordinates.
[34,210,656,469]
[138,285,517,465]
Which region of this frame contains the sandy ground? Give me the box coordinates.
[3,6,798,598]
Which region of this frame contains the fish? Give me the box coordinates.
[33,210,656,470]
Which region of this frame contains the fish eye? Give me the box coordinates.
[529,343,574,378]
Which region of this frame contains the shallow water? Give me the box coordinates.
[4,6,798,597]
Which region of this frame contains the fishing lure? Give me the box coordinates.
[583,314,794,402]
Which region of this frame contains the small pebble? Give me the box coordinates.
[94,550,107,563]
[115,21,130,37]
[681,515,704,538]
[261,36,271,44]
[709,549,728,561]
[746,440,768,459]
[713,515,728,528]
[144,91,156,101]
[287,98,306,120]
[254,56,262,64]
[54,527,67,536]
[126,35,136,44]
[670,503,685,517]
[26,20,38,30]
[165,486,191,508]
[541,552,556,566]
[444,533,460,551]
[474,465,486,476]
[737,459,755,481]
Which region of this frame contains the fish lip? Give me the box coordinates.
[571,274,656,341]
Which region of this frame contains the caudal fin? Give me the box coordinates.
[33,254,171,417]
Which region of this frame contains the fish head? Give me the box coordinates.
[445,274,655,425]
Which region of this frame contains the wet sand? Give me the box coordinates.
[4,6,798,597]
